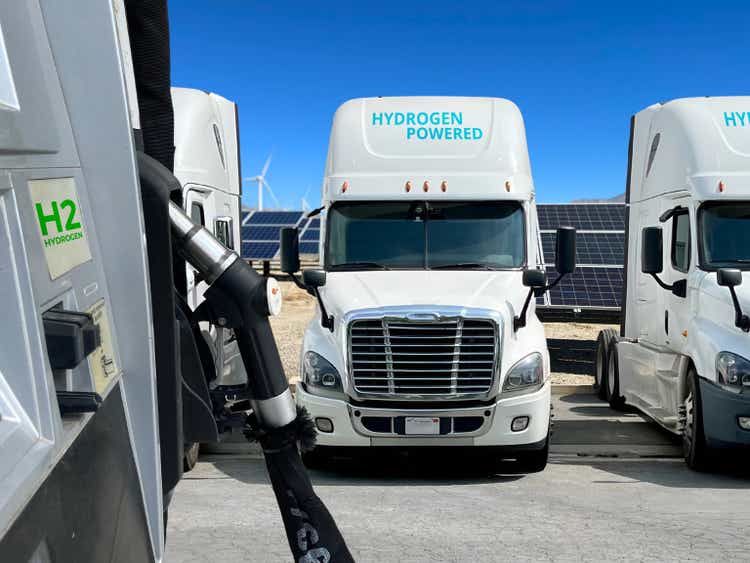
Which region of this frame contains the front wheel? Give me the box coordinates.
[516,436,549,473]
[594,329,618,400]
[683,369,711,471]
[605,342,626,410]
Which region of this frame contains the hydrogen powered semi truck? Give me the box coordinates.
[596,97,750,470]
[282,96,577,472]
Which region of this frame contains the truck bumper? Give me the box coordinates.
[699,379,750,448]
[295,382,550,449]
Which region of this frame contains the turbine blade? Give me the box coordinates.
[261,153,272,177]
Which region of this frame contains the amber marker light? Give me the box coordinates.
[441,180,447,192]
[505,180,512,192]
[719,181,725,193]
[405,181,412,193]
[341,181,349,193]
[423,181,430,192]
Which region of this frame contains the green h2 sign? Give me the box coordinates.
[28,177,92,279]
[35,199,83,246]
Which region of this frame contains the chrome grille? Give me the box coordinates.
[349,317,497,397]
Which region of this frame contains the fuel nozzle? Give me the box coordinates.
[168,201,293,428]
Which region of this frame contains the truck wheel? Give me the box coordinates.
[605,341,626,410]
[301,448,328,470]
[183,442,200,472]
[516,436,549,473]
[595,329,618,399]
[683,369,711,471]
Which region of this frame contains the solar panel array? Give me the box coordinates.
[536,203,626,311]
[240,210,320,260]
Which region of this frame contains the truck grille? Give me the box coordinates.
[349,318,497,397]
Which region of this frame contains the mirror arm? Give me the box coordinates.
[306,206,324,218]
[544,273,565,291]
[313,287,334,332]
[513,288,535,332]
[288,272,308,292]
[649,273,674,292]
[726,286,750,332]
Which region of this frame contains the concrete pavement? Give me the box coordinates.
[166,390,750,562]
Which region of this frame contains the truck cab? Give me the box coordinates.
[598,97,750,469]
[283,97,575,472]
[172,88,246,394]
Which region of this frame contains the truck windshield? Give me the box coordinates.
[700,202,750,269]
[326,201,525,270]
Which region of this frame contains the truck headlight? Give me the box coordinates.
[716,352,750,393]
[302,351,344,398]
[503,353,545,396]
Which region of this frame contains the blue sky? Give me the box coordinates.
[169,1,750,207]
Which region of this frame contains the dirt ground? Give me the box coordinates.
[269,281,613,386]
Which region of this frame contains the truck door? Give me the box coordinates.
[211,195,247,388]
[665,200,692,352]
[184,188,222,379]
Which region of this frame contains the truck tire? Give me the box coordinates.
[183,442,200,472]
[605,341,626,410]
[683,369,711,471]
[516,435,549,473]
[301,448,328,470]
[594,329,618,399]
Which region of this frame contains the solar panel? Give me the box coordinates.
[299,242,319,254]
[541,232,624,266]
[537,204,625,231]
[241,241,279,260]
[540,267,623,308]
[241,210,252,225]
[246,211,303,225]
[307,217,321,229]
[241,225,283,241]
[301,229,320,242]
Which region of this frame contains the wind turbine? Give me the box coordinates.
[300,185,312,212]
[243,153,280,210]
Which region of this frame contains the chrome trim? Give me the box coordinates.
[348,403,496,438]
[343,306,504,402]
[250,388,296,428]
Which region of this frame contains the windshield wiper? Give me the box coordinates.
[430,262,497,271]
[329,262,391,271]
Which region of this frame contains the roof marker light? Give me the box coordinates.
[405,181,412,193]
[719,181,725,193]
[341,181,349,193]
[441,180,447,192]
[423,181,430,193]
[505,180,512,192]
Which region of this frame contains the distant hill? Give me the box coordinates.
[572,193,625,203]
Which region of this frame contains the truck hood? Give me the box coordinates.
[319,270,526,318]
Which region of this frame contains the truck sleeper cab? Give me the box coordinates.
[282,97,575,472]
[596,97,750,470]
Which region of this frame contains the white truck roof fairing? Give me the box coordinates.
[172,87,241,196]
[629,96,750,203]
[324,96,533,202]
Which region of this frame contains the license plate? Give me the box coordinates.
[405,417,440,435]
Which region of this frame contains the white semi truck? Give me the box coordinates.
[281,96,577,472]
[596,97,750,469]
[172,87,246,467]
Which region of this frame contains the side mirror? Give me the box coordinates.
[555,227,576,275]
[641,227,663,274]
[302,269,327,288]
[280,227,300,274]
[718,268,743,288]
[717,269,750,332]
[522,269,546,289]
